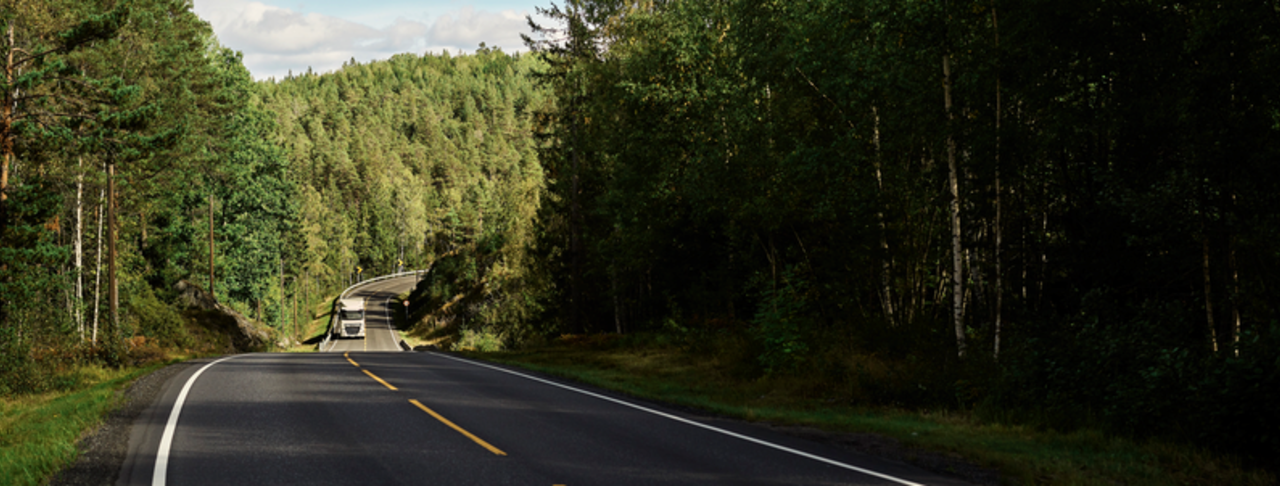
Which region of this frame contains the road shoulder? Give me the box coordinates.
[49,361,194,486]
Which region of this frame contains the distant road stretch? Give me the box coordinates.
[325,274,421,353]
[118,349,974,485]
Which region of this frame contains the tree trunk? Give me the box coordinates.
[992,6,1003,360]
[93,188,103,343]
[279,256,285,329]
[139,209,146,249]
[569,104,583,334]
[944,53,966,358]
[612,262,622,334]
[208,193,215,301]
[108,163,118,337]
[1,23,13,206]
[1,23,14,292]
[75,157,85,340]
[1229,233,1240,356]
[1202,234,1218,353]
[872,106,897,328]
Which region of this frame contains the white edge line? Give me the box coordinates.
[152,354,244,486]
[384,296,399,351]
[429,352,927,486]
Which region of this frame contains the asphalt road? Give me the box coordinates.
[118,350,975,486]
[324,275,421,353]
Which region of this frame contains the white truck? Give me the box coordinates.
[334,298,367,339]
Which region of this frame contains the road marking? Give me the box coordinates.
[153,354,244,486]
[409,399,507,456]
[385,296,400,351]
[346,351,398,390]
[430,353,926,486]
[363,369,399,390]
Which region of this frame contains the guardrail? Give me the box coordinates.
[319,269,428,352]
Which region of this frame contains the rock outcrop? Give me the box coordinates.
[175,280,270,352]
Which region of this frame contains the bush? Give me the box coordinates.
[457,328,504,352]
[749,268,812,374]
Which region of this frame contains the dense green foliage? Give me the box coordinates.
[258,48,550,340]
[523,0,1280,464]
[0,1,552,395]
[0,0,299,392]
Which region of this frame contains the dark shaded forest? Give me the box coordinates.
[519,0,1280,464]
[2,0,1278,468]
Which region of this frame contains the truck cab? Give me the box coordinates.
[335,298,367,338]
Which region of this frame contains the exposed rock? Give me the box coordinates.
[175,280,270,352]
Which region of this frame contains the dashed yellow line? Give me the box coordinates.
[409,399,507,456]
[345,352,396,390]
[363,369,398,391]
[344,352,505,457]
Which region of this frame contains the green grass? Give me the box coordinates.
[0,363,168,486]
[280,293,340,353]
[466,337,1275,486]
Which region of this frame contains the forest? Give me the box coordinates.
[2,0,1278,471]
[516,0,1280,464]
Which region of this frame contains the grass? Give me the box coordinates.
[0,362,169,486]
[465,335,1275,486]
[281,293,340,353]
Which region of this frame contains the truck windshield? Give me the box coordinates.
[341,310,363,320]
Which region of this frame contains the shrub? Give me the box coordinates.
[749,268,812,374]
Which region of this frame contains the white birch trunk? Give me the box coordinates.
[92,187,104,344]
[75,156,84,340]
[872,106,897,327]
[944,53,966,358]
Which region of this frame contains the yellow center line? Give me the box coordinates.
[363,369,398,391]
[344,352,359,367]
[409,399,507,456]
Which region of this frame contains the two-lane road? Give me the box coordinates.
[118,348,974,485]
[325,275,421,353]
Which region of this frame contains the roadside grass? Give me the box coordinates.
[282,294,340,352]
[0,362,168,486]
[465,336,1273,486]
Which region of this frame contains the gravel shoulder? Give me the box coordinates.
[49,361,193,486]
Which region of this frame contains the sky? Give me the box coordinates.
[192,0,548,81]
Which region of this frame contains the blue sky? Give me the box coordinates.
[193,0,548,81]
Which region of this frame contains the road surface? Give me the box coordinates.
[325,275,420,353]
[117,349,974,485]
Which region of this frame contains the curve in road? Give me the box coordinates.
[325,274,421,353]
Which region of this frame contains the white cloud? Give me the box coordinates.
[429,7,529,51]
[193,0,535,80]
